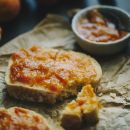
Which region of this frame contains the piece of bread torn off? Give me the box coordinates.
[61,84,102,130]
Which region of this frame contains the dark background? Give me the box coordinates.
[0,0,130,52]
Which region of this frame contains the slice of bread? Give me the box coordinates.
[5,46,102,104]
[61,84,101,130]
[0,107,51,130]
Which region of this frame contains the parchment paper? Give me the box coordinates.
[0,14,130,130]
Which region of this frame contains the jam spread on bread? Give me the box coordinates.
[10,46,96,93]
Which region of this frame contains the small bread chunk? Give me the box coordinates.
[61,84,101,130]
[5,46,102,104]
[61,100,82,129]
[0,107,51,130]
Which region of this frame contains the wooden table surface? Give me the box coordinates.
[0,0,130,54]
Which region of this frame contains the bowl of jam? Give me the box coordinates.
[72,5,130,55]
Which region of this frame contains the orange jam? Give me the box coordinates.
[67,85,102,111]
[10,46,96,93]
[78,9,127,42]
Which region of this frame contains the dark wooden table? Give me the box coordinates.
[0,0,130,54]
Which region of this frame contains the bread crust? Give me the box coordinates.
[61,113,82,130]
[5,48,102,104]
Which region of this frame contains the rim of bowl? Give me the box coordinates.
[72,5,130,45]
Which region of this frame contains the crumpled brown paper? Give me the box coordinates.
[0,15,76,56]
[0,14,130,130]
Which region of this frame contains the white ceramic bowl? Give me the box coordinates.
[72,5,130,55]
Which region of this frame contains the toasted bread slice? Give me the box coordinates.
[5,46,102,104]
[0,107,51,130]
[61,84,101,129]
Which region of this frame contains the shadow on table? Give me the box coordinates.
[98,0,116,6]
